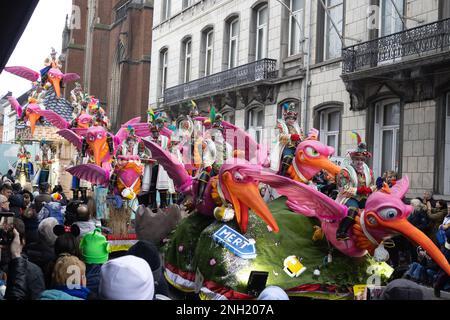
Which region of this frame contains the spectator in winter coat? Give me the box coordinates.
[3,219,45,300]
[99,255,154,300]
[427,200,448,244]
[79,228,110,296]
[73,204,96,238]
[40,254,90,300]
[434,228,450,298]
[126,241,170,297]
[25,218,58,288]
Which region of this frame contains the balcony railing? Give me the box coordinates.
[342,17,450,74]
[163,58,278,105]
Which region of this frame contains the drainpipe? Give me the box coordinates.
[303,0,312,132]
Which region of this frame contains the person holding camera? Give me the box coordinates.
[3,219,45,300]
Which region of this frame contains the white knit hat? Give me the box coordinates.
[99,255,154,300]
[38,217,58,247]
[257,286,289,300]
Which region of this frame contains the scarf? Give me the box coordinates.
[54,285,90,300]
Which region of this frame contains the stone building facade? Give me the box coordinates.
[63,0,154,130]
[149,0,450,199]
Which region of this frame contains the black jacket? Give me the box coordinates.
[25,241,56,288]
[4,255,45,300]
[408,208,429,231]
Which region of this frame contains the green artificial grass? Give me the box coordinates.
[163,197,375,298]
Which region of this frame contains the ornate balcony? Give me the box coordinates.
[341,18,450,110]
[163,58,278,106]
[342,17,450,74]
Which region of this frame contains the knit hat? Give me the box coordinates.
[127,240,170,296]
[38,217,58,247]
[99,255,154,300]
[257,286,289,300]
[79,228,110,264]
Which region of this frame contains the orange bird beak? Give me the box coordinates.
[89,137,107,166]
[49,75,62,98]
[368,212,450,276]
[27,112,41,135]
[222,171,279,234]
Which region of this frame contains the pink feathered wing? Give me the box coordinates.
[7,96,23,118]
[62,73,80,84]
[57,129,83,151]
[67,164,109,186]
[35,109,70,129]
[142,138,193,194]
[4,66,40,82]
[239,167,348,221]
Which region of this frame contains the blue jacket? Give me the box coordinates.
[86,264,102,295]
[40,289,83,300]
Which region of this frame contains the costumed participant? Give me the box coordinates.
[40,47,63,83]
[335,132,376,241]
[178,101,204,176]
[15,141,34,188]
[70,82,89,119]
[141,110,171,211]
[270,102,304,176]
[168,129,183,205]
[194,110,232,207]
[88,97,110,128]
[33,139,53,187]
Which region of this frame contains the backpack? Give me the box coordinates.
[42,202,64,225]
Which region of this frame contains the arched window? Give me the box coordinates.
[313,102,342,155]
[223,14,240,69]
[246,105,264,144]
[180,37,192,83]
[221,106,235,125]
[200,26,214,77]
[158,48,168,97]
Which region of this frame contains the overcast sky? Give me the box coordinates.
[0,0,73,98]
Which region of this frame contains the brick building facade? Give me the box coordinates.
[63,0,153,131]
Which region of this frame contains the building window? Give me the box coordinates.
[380,0,403,37]
[159,49,168,97]
[324,0,343,60]
[319,109,340,154]
[228,18,239,69]
[256,5,268,60]
[277,100,300,120]
[181,38,192,83]
[247,107,264,144]
[204,30,214,76]
[288,0,304,56]
[223,111,235,125]
[182,0,194,9]
[373,100,400,177]
[162,0,171,21]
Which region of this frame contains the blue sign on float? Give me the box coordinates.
[212,225,256,259]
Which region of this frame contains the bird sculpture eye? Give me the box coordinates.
[305,146,320,158]
[97,133,103,139]
[379,207,399,220]
[234,172,243,181]
[89,136,95,141]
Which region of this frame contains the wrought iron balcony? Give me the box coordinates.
[164,58,278,105]
[342,17,450,74]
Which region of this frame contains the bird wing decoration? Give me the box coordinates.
[114,116,142,146]
[57,129,83,151]
[221,120,267,164]
[62,73,80,84]
[7,96,23,118]
[142,138,192,193]
[35,109,70,129]
[4,66,40,82]
[125,122,151,138]
[239,167,348,221]
[160,127,173,138]
[66,164,109,185]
